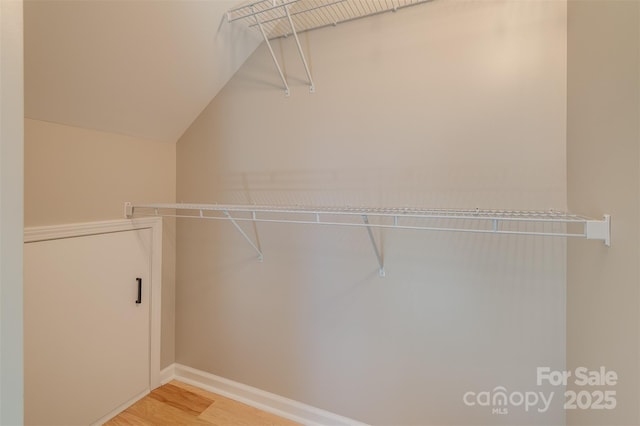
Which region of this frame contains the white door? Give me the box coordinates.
[24,228,152,426]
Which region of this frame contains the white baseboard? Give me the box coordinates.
[160,364,176,385]
[168,363,368,426]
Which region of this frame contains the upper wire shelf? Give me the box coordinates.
[226,0,434,95]
[227,0,433,40]
[125,202,611,276]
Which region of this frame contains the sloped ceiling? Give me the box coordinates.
[24,0,262,143]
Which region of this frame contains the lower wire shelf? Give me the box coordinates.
[125,202,611,276]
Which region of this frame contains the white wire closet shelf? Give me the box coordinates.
[226,0,433,96]
[125,202,611,277]
[227,0,433,39]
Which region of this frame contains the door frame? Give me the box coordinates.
[24,217,163,390]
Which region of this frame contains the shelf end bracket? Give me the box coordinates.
[362,215,385,277]
[586,214,611,247]
[125,202,134,219]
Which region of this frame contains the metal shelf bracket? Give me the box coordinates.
[253,5,290,97]
[362,214,385,277]
[283,4,315,93]
[223,210,264,261]
[585,214,611,247]
[243,1,315,96]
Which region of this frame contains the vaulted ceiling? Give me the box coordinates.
[24,0,262,143]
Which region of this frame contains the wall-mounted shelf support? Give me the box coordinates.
[284,4,314,93]
[585,214,611,247]
[125,202,134,218]
[362,215,385,277]
[223,210,264,261]
[240,1,317,96]
[253,5,291,97]
[125,202,612,275]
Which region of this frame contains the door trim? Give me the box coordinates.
[24,217,163,390]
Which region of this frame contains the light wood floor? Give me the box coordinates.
[104,381,300,426]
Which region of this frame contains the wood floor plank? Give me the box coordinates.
[198,395,300,426]
[149,383,213,416]
[120,396,211,425]
[171,380,220,400]
[107,381,300,426]
[103,410,154,426]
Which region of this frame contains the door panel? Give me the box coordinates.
[24,228,152,426]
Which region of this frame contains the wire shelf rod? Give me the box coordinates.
[125,201,610,273]
[126,211,590,240]
[125,202,610,246]
[229,0,434,40]
[228,0,300,22]
[127,203,591,223]
[247,0,346,28]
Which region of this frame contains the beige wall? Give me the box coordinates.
[567,1,640,425]
[1,0,24,423]
[24,0,262,143]
[177,1,567,424]
[24,118,176,368]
